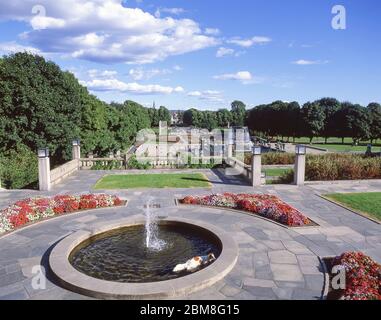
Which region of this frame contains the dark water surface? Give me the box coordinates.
[70,223,222,283]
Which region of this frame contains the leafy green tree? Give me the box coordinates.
[80,94,119,156]
[183,109,204,127]
[231,100,246,127]
[216,109,232,127]
[285,102,302,141]
[345,104,370,144]
[367,103,381,143]
[148,106,171,127]
[301,102,326,143]
[201,111,218,131]
[114,100,151,148]
[0,143,38,189]
[314,98,341,143]
[157,106,171,124]
[0,53,83,164]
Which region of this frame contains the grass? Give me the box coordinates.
[324,192,381,221]
[264,168,292,177]
[94,173,211,189]
[282,137,381,145]
[313,144,368,152]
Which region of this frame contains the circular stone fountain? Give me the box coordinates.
[49,217,238,299]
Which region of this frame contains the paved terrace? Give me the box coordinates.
[0,169,380,300]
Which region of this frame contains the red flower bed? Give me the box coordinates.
[331,252,381,300]
[0,194,124,235]
[180,193,311,227]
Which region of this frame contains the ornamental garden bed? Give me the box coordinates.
[177,193,317,228]
[322,252,381,300]
[0,194,126,237]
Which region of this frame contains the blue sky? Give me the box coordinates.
[0,0,380,110]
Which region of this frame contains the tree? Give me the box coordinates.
[117,100,151,147]
[0,52,83,164]
[183,109,203,127]
[285,102,301,141]
[0,143,38,189]
[314,98,341,143]
[216,109,232,127]
[157,106,171,124]
[80,95,119,156]
[367,103,381,143]
[202,111,218,131]
[231,100,246,127]
[345,104,370,144]
[301,102,326,143]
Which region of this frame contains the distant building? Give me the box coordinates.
[170,110,183,125]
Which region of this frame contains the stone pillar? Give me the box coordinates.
[38,149,51,191]
[88,152,94,168]
[294,145,306,186]
[226,144,234,167]
[72,140,81,160]
[251,147,262,187]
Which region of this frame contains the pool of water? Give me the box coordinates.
[69,223,222,283]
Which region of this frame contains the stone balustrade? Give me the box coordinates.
[50,159,80,187]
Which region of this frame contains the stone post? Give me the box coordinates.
[38,148,51,191]
[251,146,262,187]
[72,139,81,160]
[294,145,306,186]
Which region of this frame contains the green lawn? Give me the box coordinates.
[313,144,368,152]
[282,137,381,145]
[325,192,381,221]
[264,168,291,177]
[94,173,211,189]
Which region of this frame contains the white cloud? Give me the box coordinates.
[227,36,271,48]
[30,15,66,30]
[188,90,224,103]
[129,68,166,81]
[155,7,186,18]
[129,65,182,80]
[188,91,202,97]
[205,28,220,35]
[0,0,219,64]
[292,59,329,65]
[214,71,253,82]
[0,41,41,55]
[84,78,184,95]
[216,47,235,58]
[88,69,118,78]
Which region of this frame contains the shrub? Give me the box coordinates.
[0,144,38,189]
[305,154,381,181]
[272,154,381,183]
[245,152,295,165]
[276,170,294,184]
[127,155,152,170]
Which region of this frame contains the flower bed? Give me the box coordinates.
[180,193,311,227]
[325,252,381,300]
[0,194,124,235]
